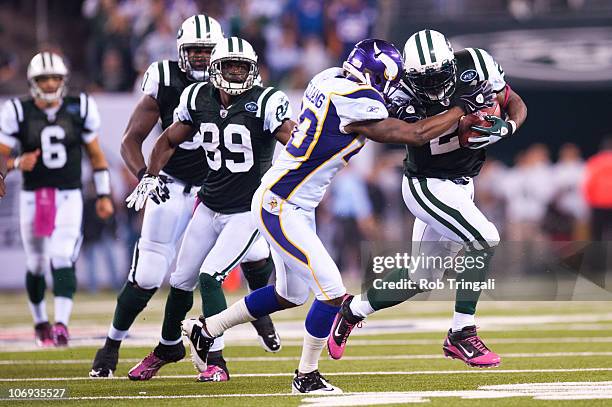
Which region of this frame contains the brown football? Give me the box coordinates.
[458,102,502,148]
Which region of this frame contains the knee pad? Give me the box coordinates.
[276,282,310,306]
[472,223,500,250]
[27,256,50,275]
[130,238,176,289]
[51,256,73,270]
[52,267,77,299]
[242,237,270,263]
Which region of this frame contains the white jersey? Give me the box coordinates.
[260,68,387,210]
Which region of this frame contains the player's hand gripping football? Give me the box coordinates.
[468,115,514,149]
[125,174,170,211]
[453,81,495,113]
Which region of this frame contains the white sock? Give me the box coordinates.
[452,312,475,332]
[205,299,255,337]
[209,335,225,352]
[108,325,129,341]
[159,337,182,346]
[298,330,326,374]
[54,297,73,326]
[28,301,48,325]
[349,294,375,318]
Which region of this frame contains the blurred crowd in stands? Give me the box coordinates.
[80,0,377,92]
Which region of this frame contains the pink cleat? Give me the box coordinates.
[197,364,229,382]
[443,325,500,368]
[51,323,69,347]
[128,343,185,381]
[34,322,54,347]
[327,295,363,360]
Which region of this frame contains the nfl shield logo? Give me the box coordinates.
[220,109,228,118]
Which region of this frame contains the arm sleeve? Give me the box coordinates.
[331,87,388,133]
[141,62,161,100]
[467,48,506,92]
[81,94,101,144]
[0,100,20,149]
[263,90,292,133]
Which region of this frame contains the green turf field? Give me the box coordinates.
[0,292,611,406]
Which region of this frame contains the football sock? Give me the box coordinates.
[298,331,327,374]
[454,247,495,316]
[28,301,48,325]
[209,336,225,352]
[54,297,73,326]
[452,312,476,332]
[205,299,256,338]
[243,285,283,318]
[348,294,375,318]
[366,268,422,311]
[199,274,227,317]
[160,286,193,344]
[26,272,47,324]
[241,256,274,290]
[110,282,156,337]
[298,299,340,374]
[51,267,76,299]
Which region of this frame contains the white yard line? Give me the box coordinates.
[3,335,612,352]
[2,351,612,365]
[1,368,612,382]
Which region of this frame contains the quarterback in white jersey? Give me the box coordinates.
[181,39,494,394]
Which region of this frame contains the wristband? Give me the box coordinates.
[137,167,147,181]
[13,156,21,170]
[507,120,517,135]
[93,169,111,196]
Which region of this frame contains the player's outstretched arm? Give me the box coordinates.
[120,95,161,179]
[346,106,464,146]
[272,119,296,145]
[146,121,197,176]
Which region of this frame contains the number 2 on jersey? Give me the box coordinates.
[199,122,254,173]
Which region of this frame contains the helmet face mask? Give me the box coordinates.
[405,59,457,102]
[177,15,224,81]
[210,37,258,96]
[27,52,68,104]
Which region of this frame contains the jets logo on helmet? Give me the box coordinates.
[342,39,404,101]
[403,29,457,102]
[27,52,69,103]
[177,14,224,81]
[210,37,258,96]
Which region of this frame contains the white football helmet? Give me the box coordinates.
[403,29,456,102]
[177,14,224,81]
[27,52,69,103]
[210,37,258,96]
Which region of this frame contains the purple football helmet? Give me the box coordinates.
[343,39,404,100]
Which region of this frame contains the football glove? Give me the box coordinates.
[125,174,170,211]
[453,81,495,113]
[468,115,514,149]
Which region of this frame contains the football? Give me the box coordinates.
[458,102,502,147]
